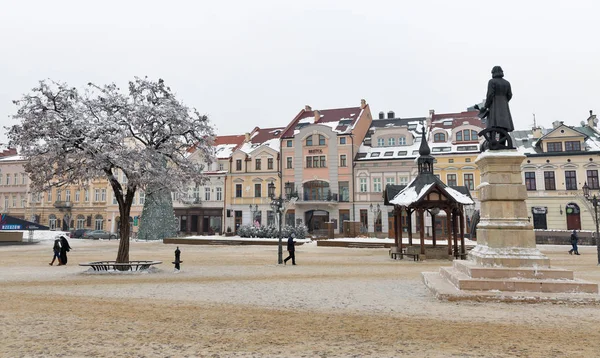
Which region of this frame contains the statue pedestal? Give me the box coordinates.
[422,150,599,302]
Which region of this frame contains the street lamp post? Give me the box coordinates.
[582,182,600,265]
[268,181,285,264]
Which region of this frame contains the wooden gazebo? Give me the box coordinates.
[384,126,474,259]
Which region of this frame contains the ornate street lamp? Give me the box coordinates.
[269,181,286,264]
[582,182,600,265]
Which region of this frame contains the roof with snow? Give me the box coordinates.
[213,135,246,159]
[511,125,600,156]
[281,106,364,138]
[236,127,284,155]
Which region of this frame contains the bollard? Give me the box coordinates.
[173,246,182,270]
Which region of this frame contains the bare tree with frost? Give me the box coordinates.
[7,77,215,263]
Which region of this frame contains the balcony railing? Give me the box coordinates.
[53,201,72,209]
[301,191,344,202]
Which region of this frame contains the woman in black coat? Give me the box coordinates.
[59,236,71,265]
[484,66,514,132]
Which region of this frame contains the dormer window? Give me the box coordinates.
[377,138,384,147]
[306,135,313,146]
[388,138,396,146]
[456,130,478,142]
[318,135,326,146]
[565,141,581,151]
[434,133,446,142]
[398,136,406,145]
[547,142,563,152]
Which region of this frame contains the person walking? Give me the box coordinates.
[569,229,580,255]
[59,235,72,265]
[284,234,296,265]
[49,237,62,266]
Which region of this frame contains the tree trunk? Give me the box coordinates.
[116,213,131,263]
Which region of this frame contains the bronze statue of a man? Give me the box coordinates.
[476,66,515,150]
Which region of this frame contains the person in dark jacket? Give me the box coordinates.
[483,66,514,132]
[49,238,62,266]
[59,236,72,265]
[284,234,296,265]
[569,230,580,255]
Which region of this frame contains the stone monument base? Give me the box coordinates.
[423,259,599,303]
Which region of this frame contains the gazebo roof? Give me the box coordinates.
[385,125,474,208]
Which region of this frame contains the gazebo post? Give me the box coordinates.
[397,207,403,251]
[452,209,459,259]
[431,211,437,247]
[459,207,466,259]
[419,208,425,255]
[408,209,413,246]
[446,208,452,257]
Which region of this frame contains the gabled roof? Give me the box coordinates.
[281,106,364,138]
[213,135,246,159]
[431,111,481,129]
[512,125,600,155]
[236,127,284,155]
[534,124,589,148]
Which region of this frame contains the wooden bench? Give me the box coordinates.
[79,260,162,271]
[389,248,420,261]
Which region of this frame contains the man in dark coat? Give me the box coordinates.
[483,66,514,132]
[284,234,296,265]
[59,236,71,265]
[569,229,580,255]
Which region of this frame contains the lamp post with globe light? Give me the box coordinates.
[582,182,600,265]
[268,181,286,264]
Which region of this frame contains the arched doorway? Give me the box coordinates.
[305,210,329,233]
[48,214,57,230]
[565,203,581,230]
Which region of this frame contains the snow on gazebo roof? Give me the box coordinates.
[388,125,474,207]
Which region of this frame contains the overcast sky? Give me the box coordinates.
[1,0,599,144]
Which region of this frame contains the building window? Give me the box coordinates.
[12,195,16,207]
[203,187,210,201]
[235,184,242,198]
[318,135,326,145]
[340,154,347,167]
[76,215,85,229]
[398,136,406,145]
[216,187,222,201]
[254,183,261,198]
[21,173,27,184]
[267,210,275,226]
[587,170,599,189]
[388,138,396,146]
[6,174,10,185]
[286,157,293,169]
[565,141,581,151]
[0,174,3,185]
[84,189,89,202]
[20,195,25,208]
[547,142,562,152]
[139,191,145,205]
[255,158,261,171]
[565,170,577,190]
[399,177,409,185]
[193,186,200,201]
[434,133,446,142]
[339,181,349,202]
[306,135,313,146]
[57,190,62,202]
[95,215,104,230]
[360,209,368,231]
[13,174,17,185]
[465,158,471,163]
[66,190,71,202]
[219,163,224,171]
[386,177,395,187]
[464,173,474,190]
[448,159,454,163]
[49,214,57,230]
[75,190,80,202]
[267,158,273,170]
[447,174,457,186]
[544,171,556,190]
[320,156,326,167]
[525,172,536,190]
[340,137,346,145]
[306,156,326,168]
[101,189,106,201]
[287,140,292,147]
[360,178,367,192]
[373,178,382,192]
[236,159,242,171]
[377,138,384,147]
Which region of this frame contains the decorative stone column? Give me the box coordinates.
[469,150,550,267]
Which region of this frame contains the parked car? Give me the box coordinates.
[83,230,117,240]
[70,229,92,239]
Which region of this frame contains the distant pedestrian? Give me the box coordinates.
[569,229,580,255]
[59,236,72,265]
[49,238,62,266]
[284,234,296,265]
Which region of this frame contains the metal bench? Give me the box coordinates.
[79,260,162,271]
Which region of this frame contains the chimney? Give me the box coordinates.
[244,132,251,142]
[588,110,597,128]
[552,120,563,129]
[314,110,320,123]
[532,127,543,139]
[387,111,395,119]
[360,99,367,109]
[305,105,312,111]
[378,111,385,119]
